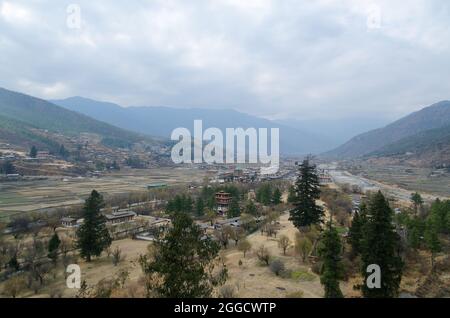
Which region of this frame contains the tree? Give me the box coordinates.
[227,198,240,218]
[238,239,251,258]
[424,217,441,267]
[244,200,257,216]
[289,159,324,229]
[256,245,271,266]
[29,145,37,158]
[406,217,425,250]
[278,235,290,255]
[348,206,367,256]
[287,185,296,204]
[360,191,403,298]
[59,144,69,159]
[2,275,27,298]
[272,188,282,205]
[230,227,245,246]
[318,223,344,298]
[1,160,16,175]
[195,197,205,217]
[76,190,112,262]
[410,192,423,215]
[140,212,226,298]
[214,226,233,249]
[112,247,124,266]
[47,232,61,264]
[295,234,312,263]
[256,183,272,206]
[206,209,216,226]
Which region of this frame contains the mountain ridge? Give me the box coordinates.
[324,100,450,159]
[52,96,334,155]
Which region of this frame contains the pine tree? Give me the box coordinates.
[48,232,61,264]
[318,223,344,298]
[287,185,296,203]
[406,217,425,250]
[140,212,226,297]
[410,192,423,215]
[360,191,403,298]
[195,197,205,217]
[244,200,257,216]
[76,190,112,262]
[272,188,282,205]
[348,208,366,256]
[227,198,240,218]
[289,159,324,229]
[424,217,441,267]
[29,146,37,158]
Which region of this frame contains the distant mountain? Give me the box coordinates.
[324,101,450,159]
[366,124,450,167]
[52,97,333,155]
[0,87,160,150]
[277,117,389,149]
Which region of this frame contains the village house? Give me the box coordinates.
[105,211,137,224]
[61,217,78,228]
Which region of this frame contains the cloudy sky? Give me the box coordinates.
[1,0,449,122]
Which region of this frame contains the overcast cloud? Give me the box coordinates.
[0,0,449,121]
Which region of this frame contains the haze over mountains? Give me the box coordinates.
[325,101,450,165]
[52,97,335,155]
[1,86,449,165]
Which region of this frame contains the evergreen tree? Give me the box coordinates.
[48,232,61,263]
[195,197,205,217]
[289,159,324,229]
[244,200,257,216]
[140,212,226,297]
[227,198,240,218]
[287,185,296,203]
[256,183,272,206]
[424,217,441,267]
[29,145,37,158]
[348,205,367,256]
[360,191,403,298]
[272,188,282,205]
[318,223,344,298]
[410,192,423,215]
[76,190,112,262]
[406,217,425,250]
[59,144,69,158]
[1,160,16,175]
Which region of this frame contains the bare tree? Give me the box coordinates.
[278,235,290,255]
[256,245,271,266]
[237,239,251,258]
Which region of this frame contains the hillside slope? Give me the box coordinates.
[0,87,160,149]
[366,125,450,167]
[325,101,450,158]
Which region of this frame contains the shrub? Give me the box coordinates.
[269,259,285,276]
[219,285,235,298]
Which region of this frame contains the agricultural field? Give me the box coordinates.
[0,167,206,219]
[353,163,450,198]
